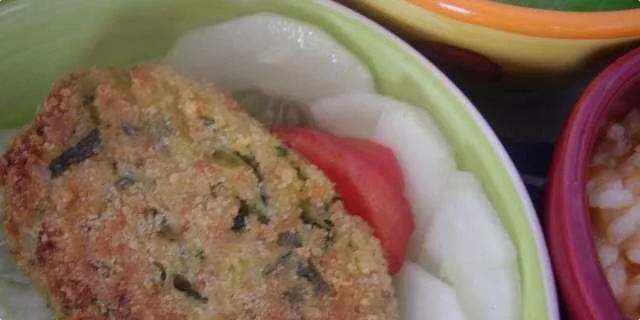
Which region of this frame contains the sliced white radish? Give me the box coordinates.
[421,172,517,270]
[394,261,468,320]
[371,97,456,259]
[0,129,17,153]
[0,274,50,320]
[418,171,520,320]
[162,13,374,104]
[308,92,385,139]
[0,193,50,320]
[451,266,521,320]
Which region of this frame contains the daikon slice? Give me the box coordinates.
[308,92,385,139]
[419,172,520,320]
[452,265,521,320]
[371,97,456,259]
[163,13,374,104]
[0,129,17,153]
[0,190,50,320]
[394,261,468,320]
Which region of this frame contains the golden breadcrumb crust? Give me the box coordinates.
[0,65,398,320]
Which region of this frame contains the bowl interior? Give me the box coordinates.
[0,0,554,319]
[547,47,640,320]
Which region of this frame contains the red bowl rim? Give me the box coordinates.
[546,46,640,320]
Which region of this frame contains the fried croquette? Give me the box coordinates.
[0,65,398,320]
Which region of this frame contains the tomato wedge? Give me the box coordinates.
[337,138,405,191]
[274,128,414,274]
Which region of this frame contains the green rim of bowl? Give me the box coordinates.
[0,0,558,319]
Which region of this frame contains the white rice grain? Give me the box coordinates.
[589,108,640,318]
[625,247,640,264]
[605,261,628,300]
[589,179,634,210]
[621,276,640,316]
[607,204,640,245]
[620,151,640,176]
[598,244,619,269]
[624,173,640,194]
[625,109,640,134]
[608,123,626,141]
[587,169,618,193]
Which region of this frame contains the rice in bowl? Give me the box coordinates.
[588,108,640,317]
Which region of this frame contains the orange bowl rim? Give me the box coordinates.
[408,0,640,39]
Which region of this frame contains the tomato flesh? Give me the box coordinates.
[274,128,414,274]
[337,138,405,191]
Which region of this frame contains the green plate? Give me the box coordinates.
[496,0,640,11]
[0,0,557,319]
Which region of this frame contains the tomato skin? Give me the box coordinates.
[337,138,405,191]
[274,128,414,274]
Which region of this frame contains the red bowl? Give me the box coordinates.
[546,47,640,320]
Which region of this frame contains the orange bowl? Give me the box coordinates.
[340,0,640,80]
[410,0,640,39]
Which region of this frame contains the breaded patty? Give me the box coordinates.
[0,66,398,320]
